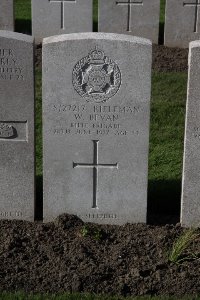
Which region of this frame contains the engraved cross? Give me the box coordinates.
[116,0,143,32]
[73,140,118,209]
[49,0,76,29]
[183,0,200,33]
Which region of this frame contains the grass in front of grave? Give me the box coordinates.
[148,72,187,216]
[149,72,187,181]
[159,0,166,43]
[160,0,166,25]
[0,293,200,300]
[168,228,200,264]
[94,0,98,31]
[15,0,31,34]
[15,0,31,20]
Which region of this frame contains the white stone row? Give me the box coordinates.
[0,29,200,227]
[3,0,200,48]
[0,31,152,224]
[32,0,160,44]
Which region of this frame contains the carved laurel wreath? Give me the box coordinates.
[72,50,121,103]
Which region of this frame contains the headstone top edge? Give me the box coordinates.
[43,32,152,47]
[0,31,34,43]
[189,40,200,49]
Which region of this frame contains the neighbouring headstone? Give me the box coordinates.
[165,0,200,48]
[98,0,160,44]
[0,0,14,31]
[43,33,152,224]
[0,31,35,221]
[181,40,200,227]
[32,0,93,43]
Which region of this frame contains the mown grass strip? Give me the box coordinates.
[0,292,199,300]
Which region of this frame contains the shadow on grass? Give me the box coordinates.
[15,19,32,35]
[35,175,43,221]
[159,22,164,45]
[93,20,98,32]
[147,179,181,225]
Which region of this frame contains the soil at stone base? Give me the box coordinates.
[35,44,189,72]
[1,44,197,298]
[152,44,188,72]
[0,214,199,297]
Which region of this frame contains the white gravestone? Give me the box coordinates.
[32,0,93,43]
[0,31,35,221]
[43,33,152,225]
[98,0,160,44]
[165,0,200,48]
[0,0,14,31]
[181,40,200,227]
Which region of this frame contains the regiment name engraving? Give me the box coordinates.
[0,48,25,81]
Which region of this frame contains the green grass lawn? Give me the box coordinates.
[148,72,187,215]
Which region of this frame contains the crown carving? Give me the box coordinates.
[0,123,14,138]
[89,48,105,64]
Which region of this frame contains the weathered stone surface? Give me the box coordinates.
[165,0,200,48]
[0,31,35,221]
[0,0,14,31]
[43,33,152,225]
[98,0,160,44]
[32,0,93,43]
[181,40,200,227]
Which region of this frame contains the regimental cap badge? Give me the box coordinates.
[72,47,121,103]
[0,123,15,139]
